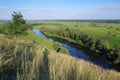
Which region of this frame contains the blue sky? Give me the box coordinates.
[0,0,120,20]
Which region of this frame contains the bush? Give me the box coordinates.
[54,42,69,54]
[110,45,120,63]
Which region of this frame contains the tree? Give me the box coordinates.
[95,39,109,54]
[81,34,88,45]
[12,11,27,35]
[12,11,26,26]
[86,37,96,51]
[109,47,120,63]
[111,45,120,63]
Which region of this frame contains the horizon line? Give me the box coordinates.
[1,19,120,21]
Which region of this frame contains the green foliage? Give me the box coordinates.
[0,12,28,36]
[12,11,26,26]
[54,42,69,54]
[110,50,120,63]
[110,45,120,63]
[86,37,96,50]
[11,11,28,35]
[95,40,110,53]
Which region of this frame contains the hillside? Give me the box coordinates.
[0,34,120,80]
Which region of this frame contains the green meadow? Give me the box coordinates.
[34,22,120,48]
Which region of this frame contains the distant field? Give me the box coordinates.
[34,22,120,48]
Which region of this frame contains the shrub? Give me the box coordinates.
[54,42,69,54]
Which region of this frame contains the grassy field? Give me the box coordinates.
[34,22,120,48]
[0,36,120,80]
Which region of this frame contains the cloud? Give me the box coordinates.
[0,7,6,10]
[18,8,30,11]
[98,4,120,11]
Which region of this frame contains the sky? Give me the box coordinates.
[0,0,120,20]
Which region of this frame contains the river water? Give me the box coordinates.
[33,29,111,69]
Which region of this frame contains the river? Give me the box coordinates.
[33,29,111,69]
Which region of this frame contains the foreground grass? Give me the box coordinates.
[0,35,120,80]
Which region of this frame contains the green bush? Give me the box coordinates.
[54,42,69,54]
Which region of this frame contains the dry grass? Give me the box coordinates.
[0,36,120,80]
[48,52,120,80]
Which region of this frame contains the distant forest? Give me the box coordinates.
[1,20,120,23]
[27,20,120,23]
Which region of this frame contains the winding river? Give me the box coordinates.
[33,29,111,69]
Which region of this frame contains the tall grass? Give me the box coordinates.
[0,36,120,80]
[48,52,120,80]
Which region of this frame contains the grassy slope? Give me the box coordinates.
[0,36,120,80]
[18,30,54,49]
[34,22,120,48]
[0,23,54,50]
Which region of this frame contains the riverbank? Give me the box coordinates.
[39,30,112,69]
[39,30,120,71]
